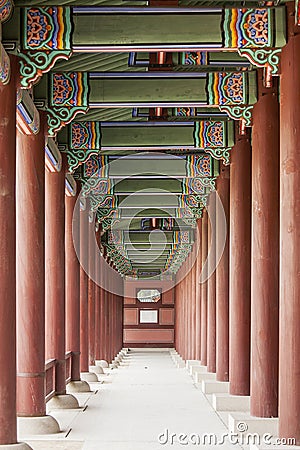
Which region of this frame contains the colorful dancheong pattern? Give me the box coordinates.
[51,72,89,107]
[181,52,208,65]
[186,155,212,178]
[84,155,108,178]
[223,8,272,48]
[176,107,196,117]
[71,122,101,150]
[0,43,10,85]
[178,195,199,208]
[174,231,190,244]
[207,72,247,105]
[182,179,205,195]
[108,230,122,245]
[194,121,226,148]
[0,0,13,23]
[95,195,116,209]
[24,6,71,50]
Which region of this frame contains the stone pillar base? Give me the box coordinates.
[17,415,60,435]
[228,413,278,435]
[201,380,229,394]
[0,443,33,450]
[185,360,200,371]
[114,357,122,363]
[47,394,79,410]
[66,380,90,393]
[109,362,119,369]
[195,372,216,384]
[173,356,185,368]
[212,393,250,412]
[191,365,207,377]
[89,365,104,375]
[80,372,98,382]
[95,360,108,368]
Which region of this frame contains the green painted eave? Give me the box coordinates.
[114,179,182,194]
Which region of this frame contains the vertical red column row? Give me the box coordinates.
[0,57,20,446]
[200,210,208,366]
[88,216,95,368]
[229,132,251,395]
[191,253,197,360]
[195,219,202,361]
[45,157,78,408]
[65,187,80,381]
[65,185,90,392]
[16,113,60,432]
[94,228,101,362]
[79,201,97,380]
[186,256,191,360]
[251,74,279,417]
[207,193,216,373]
[278,33,300,444]
[216,165,230,382]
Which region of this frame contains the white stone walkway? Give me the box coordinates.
[24,349,240,450]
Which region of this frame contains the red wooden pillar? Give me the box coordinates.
[178,274,183,357]
[191,254,197,360]
[229,132,251,395]
[185,259,189,359]
[104,269,110,362]
[16,113,59,432]
[178,277,182,357]
[278,33,300,443]
[175,279,180,355]
[45,157,78,408]
[119,293,123,352]
[66,188,80,380]
[111,293,115,360]
[111,277,115,361]
[174,280,179,352]
[94,230,101,361]
[88,216,96,367]
[79,200,92,375]
[251,75,279,417]
[45,164,65,391]
[119,294,123,352]
[79,202,97,381]
[183,271,188,360]
[105,268,111,363]
[207,193,216,373]
[186,256,191,359]
[113,293,117,358]
[98,250,107,361]
[99,285,106,360]
[115,294,119,357]
[118,294,121,354]
[0,56,20,446]
[109,288,113,363]
[118,292,122,354]
[195,219,202,361]
[200,210,208,366]
[181,276,184,358]
[216,165,230,382]
[65,184,90,392]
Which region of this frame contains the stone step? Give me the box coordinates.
[212,393,250,412]
[201,380,230,394]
